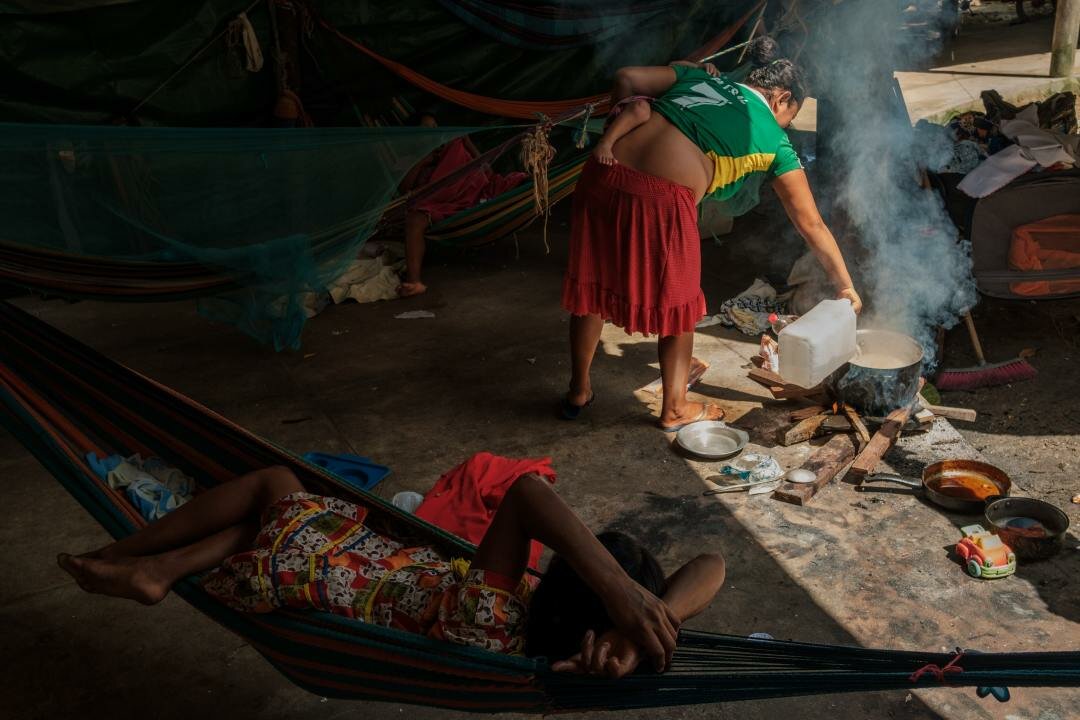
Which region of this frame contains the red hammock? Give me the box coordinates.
[318,1,764,119]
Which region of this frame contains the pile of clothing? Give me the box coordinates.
[922,90,1079,198]
[699,278,790,336]
[87,453,194,521]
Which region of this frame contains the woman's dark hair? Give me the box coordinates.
[524,531,667,660]
[745,35,809,104]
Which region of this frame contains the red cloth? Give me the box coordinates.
[561,157,706,336]
[411,138,528,222]
[1008,214,1080,297]
[415,452,556,569]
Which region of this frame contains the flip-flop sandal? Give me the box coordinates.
[659,404,722,433]
[560,392,595,420]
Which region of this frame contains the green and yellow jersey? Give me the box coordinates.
[651,66,803,214]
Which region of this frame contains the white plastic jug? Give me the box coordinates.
[777,299,857,388]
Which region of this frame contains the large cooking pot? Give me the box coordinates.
[826,329,924,417]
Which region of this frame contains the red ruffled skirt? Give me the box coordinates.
[561,158,705,336]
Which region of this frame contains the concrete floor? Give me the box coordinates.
[3,213,1078,719]
[4,7,1080,715]
[898,4,1080,123]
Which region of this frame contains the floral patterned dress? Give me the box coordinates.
[202,492,533,654]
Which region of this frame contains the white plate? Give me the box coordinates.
[676,421,749,460]
[785,468,818,484]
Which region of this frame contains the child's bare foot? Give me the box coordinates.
[592,142,616,166]
[57,553,170,605]
[398,281,427,298]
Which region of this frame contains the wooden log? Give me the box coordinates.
[846,404,915,483]
[772,433,859,506]
[789,404,827,422]
[918,397,977,423]
[841,404,871,444]
[747,368,825,400]
[748,367,786,387]
[776,413,829,446]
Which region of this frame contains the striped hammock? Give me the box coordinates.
[1,300,1078,712]
[428,154,586,248]
[317,2,764,119]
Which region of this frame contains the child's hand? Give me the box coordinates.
[593,141,617,166]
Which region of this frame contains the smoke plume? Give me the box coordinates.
[805,1,977,370]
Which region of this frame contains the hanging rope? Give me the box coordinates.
[574,103,595,149]
[520,120,557,253]
[737,1,769,65]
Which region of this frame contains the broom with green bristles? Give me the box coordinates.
[936,312,1037,390]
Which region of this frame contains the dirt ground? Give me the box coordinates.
[940,296,1080,526]
[3,194,1077,719]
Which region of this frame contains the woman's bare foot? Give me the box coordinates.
[398,281,427,298]
[659,401,724,431]
[57,553,170,605]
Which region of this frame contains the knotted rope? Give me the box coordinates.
[910,649,965,685]
[521,119,556,253]
[574,103,595,149]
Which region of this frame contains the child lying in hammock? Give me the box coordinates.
[58,466,725,677]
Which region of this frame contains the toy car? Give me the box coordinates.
[956,524,1016,579]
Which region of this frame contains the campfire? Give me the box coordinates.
[746,360,976,507]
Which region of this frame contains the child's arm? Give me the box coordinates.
[552,554,726,678]
[471,473,681,672]
[593,99,651,166]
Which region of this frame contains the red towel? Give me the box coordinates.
[416,452,556,569]
[562,158,705,337]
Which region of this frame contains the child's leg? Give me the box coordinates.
[59,521,259,605]
[399,210,430,297]
[594,99,652,165]
[87,465,304,559]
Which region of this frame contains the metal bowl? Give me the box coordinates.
[984,496,1070,561]
[676,421,748,460]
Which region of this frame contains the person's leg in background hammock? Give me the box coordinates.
[399,209,431,297]
[57,466,304,604]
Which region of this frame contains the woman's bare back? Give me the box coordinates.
[611,112,713,203]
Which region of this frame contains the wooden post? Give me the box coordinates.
[1050,0,1080,78]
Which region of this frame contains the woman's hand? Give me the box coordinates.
[837,287,863,314]
[601,578,680,671]
[551,629,642,678]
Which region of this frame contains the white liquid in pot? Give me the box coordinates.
[851,351,911,369]
[850,330,923,369]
